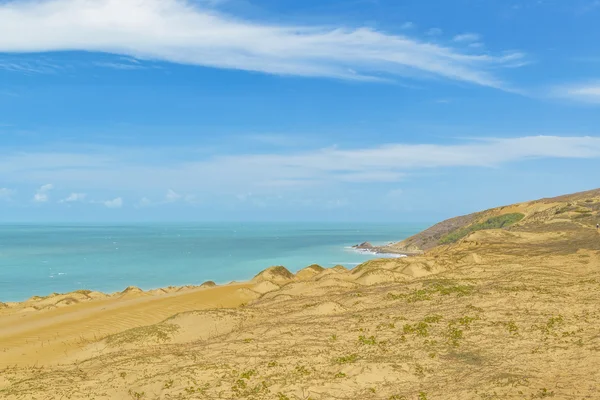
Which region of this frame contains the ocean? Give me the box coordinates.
[0,223,425,302]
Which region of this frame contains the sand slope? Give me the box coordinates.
[0,283,251,368]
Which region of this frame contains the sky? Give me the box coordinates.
[1,0,600,223]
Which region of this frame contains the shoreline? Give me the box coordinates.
[0,280,244,310]
[350,241,424,257]
[2,242,414,305]
[0,262,345,310]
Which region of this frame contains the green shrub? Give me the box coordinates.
[334,354,358,364]
[439,213,525,244]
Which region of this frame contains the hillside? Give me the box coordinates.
[386,188,600,253]
[1,189,600,399]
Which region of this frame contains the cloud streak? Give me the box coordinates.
[552,82,600,103]
[2,136,600,197]
[134,189,197,207]
[59,192,87,203]
[0,0,525,88]
[453,33,481,43]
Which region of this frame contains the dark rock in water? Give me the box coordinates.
[353,242,374,249]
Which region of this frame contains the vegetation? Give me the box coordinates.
[403,322,430,337]
[105,324,179,346]
[439,213,525,244]
[358,335,377,345]
[334,354,358,364]
[387,281,474,303]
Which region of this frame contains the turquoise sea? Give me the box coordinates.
[0,223,425,302]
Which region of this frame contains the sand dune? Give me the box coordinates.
[0,283,251,368]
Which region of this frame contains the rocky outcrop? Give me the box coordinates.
[352,242,374,249]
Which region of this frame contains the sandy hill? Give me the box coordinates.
[386,187,600,253]
[1,189,600,399]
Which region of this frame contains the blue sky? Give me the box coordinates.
[1,0,600,222]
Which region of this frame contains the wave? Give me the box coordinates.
[346,247,407,258]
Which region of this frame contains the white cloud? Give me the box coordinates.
[33,183,54,203]
[552,82,600,103]
[3,136,600,197]
[0,187,15,200]
[133,190,196,207]
[165,189,182,202]
[0,0,525,88]
[453,33,481,43]
[59,192,87,203]
[104,197,123,208]
[137,197,152,207]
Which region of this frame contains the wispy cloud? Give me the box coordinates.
[93,62,146,70]
[165,189,182,203]
[468,42,484,49]
[137,197,153,208]
[135,189,196,207]
[0,0,525,88]
[551,82,600,103]
[3,136,600,198]
[426,28,443,36]
[453,33,481,43]
[104,197,123,209]
[33,183,54,203]
[165,189,196,203]
[0,59,61,74]
[0,187,15,200]
[59,192,87,203]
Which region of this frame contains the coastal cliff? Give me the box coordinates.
[380,187,600,253]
